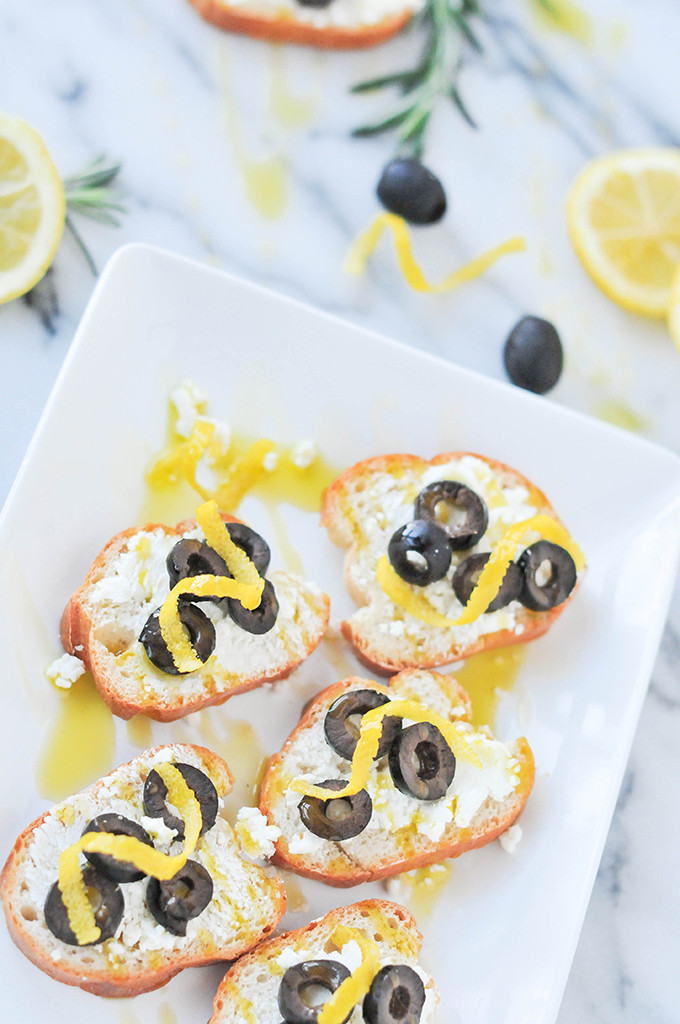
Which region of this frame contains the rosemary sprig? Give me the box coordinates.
[63,156,126,275]
[352,0,482,157]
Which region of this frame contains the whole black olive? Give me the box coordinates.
[44,866,124,946]
[224,522,271,576]
[146,859,213,936]
[377,158,447,225]
[82,814,154,883]
[503,315,563,394]
[227,578,279,634]
[517,540,577,611]
[143,762,219,839]
[414,480,488,551]
[139,603,215,674]
[387,519,452,587]
[363,964,426,1024]
[167,539,229,601]
[278,959,352,1024]
[452,552,523,613]
[296,0,333,7]
[388,722,455,801]
[324,689,402,761]
[298,779,372,841]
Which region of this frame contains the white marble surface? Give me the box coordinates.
[1,0,679,1021]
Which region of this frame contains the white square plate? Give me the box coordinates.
[2,244,680,1023]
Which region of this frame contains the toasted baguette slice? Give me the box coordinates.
[61,514,330,720]
[0,744,286,997]
[187,0,417,49]
[321,452,584,674]
[260,669,534,886]
[210,899,439,1023]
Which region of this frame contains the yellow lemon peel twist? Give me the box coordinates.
[213,439,276,511]
[291,698,482,803]
[156,500,265,673]
[146,420,214,497]
[196,499,265,595]
[377,514,585,629]
[344,212,526,293]
[59,763,202,945]
[317,927,381,1024]
[158,574,262,673]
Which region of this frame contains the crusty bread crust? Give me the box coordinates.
[259,671,535,886]
[0,744,286,997]
[210,899,427,1024]
[61,514,330,721]
[187,0,412,49]
[321,452,583,675]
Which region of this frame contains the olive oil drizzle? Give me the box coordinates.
[453,645,527,729]
[37,671,116,801]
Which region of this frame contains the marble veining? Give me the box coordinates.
[1,0,680,1021]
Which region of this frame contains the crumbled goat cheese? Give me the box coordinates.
[291,439,318,469]
[46,652,86,689]
[263,450,279,472]
[498,823,523,854]
[275,947,314,970]
[170,378,230,451]
[140,815,179,847]
[235,807,282,860]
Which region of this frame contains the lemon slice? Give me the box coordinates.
[0,112,65,304]
[668,264,680,353]
[567,148,680,317]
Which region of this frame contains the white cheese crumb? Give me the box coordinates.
[498,823,523,853]
[149,749,175,766]
[45,652,86,689]
[235,807,282,860]
[274,947,314,970]
[171,379,208,436]
[288,828,327,855]
[291,439,318,469]
[170,379,230,451]
[263,451,279,472]
[140,815,178,847]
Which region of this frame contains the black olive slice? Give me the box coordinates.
[298,779,372,841]
[143,762,219,839]
[388,722,455,801]
[377,158,447,226]
[503,315,563,395]
[82,814,154,883]
[146,859,213,936]
[278,959,352,1024]
[44,866,124,946]
[324,689,401,761]
[452,552,523,613]
[363,964,426,1024]
[227,578,279,634]
[387,519,452,587]
[517,540,577,611]
[415,480,489,551]
[224,522,271,576]
[295,0,334,7]
[139,603,216,674]
[166,538,230,602]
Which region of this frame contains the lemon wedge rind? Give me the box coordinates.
[0,112,65,305]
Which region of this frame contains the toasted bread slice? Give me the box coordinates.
[321,452,583,674]
[0,744,286,997]
[260,670,534,886]
[209,899,439,1023]
[187,0,417,49]
[61,514,330,721]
